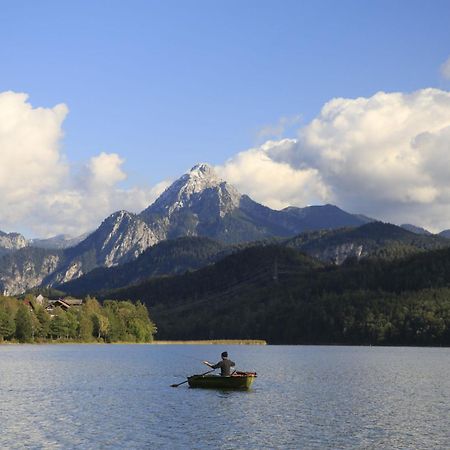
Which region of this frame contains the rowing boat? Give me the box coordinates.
[187,371,257,390]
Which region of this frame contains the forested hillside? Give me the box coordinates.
[100,245,450,345]
[286,221,450,263]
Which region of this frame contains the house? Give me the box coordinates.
[62,298,83,307]
[45,298,83,313]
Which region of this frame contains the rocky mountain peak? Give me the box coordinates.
[42,209,160,287]
[107,210,130,221]
[144,163,241,217]
[0,230,28,255]
[179,163,223,196]
[189,162,218,179]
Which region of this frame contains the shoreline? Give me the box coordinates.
[0,339,267,346]
[152,339,267,345]
[2,340,447,347]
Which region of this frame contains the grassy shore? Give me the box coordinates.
[1,339,267,345]
[152,339,267,345]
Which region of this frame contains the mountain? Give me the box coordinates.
[100,245,322,339]
[98,243,450,345]
[139,163,371,243]
[2,230,90,255]
[0,247,61,295]
[59,221,450,297]
[57,236,230,296]
[45,210,158,286]
[0,230,28,257]
[439,229,450,239]
[139,163,257,243]
[287,222,450,264]
[400,224,432,235]
[0,163,377,294]
[0,211,158,293]
[30,232,91,250]
[282,204,372,229]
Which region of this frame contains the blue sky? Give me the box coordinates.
[0,1,450,236]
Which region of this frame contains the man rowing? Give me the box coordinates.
[203,351,235,376]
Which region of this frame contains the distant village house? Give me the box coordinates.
[44,297,84,313]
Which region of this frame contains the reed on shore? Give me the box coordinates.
[152,339,267,345]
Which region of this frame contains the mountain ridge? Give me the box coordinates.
[95,242,450,344]
[139,163,372,244]
[0,163,429,294]
[58,221,450,298]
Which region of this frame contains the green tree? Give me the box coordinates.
[134,301,156,342]
[66,309,79,339]
[103,300,127,341]
[93,313,109,340]
[35,307,51,338]
[15,304,33,342]
[49,308,69,339]
[78,310,94,341]
[0,307,15,340]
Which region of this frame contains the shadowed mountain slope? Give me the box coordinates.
[57,236,230,296]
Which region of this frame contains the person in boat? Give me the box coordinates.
[203,351,235,376]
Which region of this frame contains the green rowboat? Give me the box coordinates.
[188,371,257,390]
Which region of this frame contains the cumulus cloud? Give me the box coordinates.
[0,91,157,237]
[441,56,450,80]
[216,140,330,209]
[3,88,450,237]
[87,152,127,187]
[218,88,450,231]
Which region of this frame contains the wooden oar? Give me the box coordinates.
[170,368,216,387]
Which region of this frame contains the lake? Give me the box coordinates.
[0,344,449,449]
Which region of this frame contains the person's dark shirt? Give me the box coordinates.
[212,358,235,376]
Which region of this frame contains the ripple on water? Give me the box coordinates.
[0,344,449,449]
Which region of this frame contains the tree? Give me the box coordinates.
[134,301,156,342]
[66,309,79,339]
[49,308,69,339]
[78,311,94,341]
[93,313,109,340]
[0,307,15,340]
[15,304,33,342]
[103,300,128,341]
[35,307,51,338]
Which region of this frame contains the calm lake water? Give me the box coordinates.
[0,344,449,449]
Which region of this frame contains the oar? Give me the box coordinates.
[170,368,216,387]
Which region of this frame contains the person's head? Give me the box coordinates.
[221,351,228,359]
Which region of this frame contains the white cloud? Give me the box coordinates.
[0,91,69,231]
[87,152,127,187]
[216,140,330,209]
[3,88,450,238]
[296,89,450,228]
[441,56,450,80]
[0,91,158,237]
[218,89,450,231]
